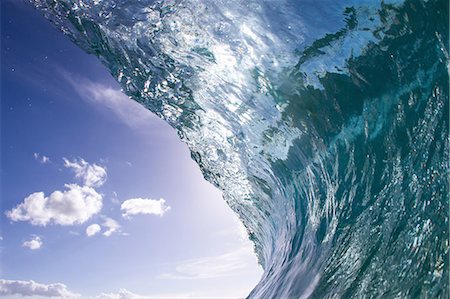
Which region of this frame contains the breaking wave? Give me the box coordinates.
[28,0,449,297]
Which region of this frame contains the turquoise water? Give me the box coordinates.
[29,0,448,297]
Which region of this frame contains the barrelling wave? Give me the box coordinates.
[27,0,449,298]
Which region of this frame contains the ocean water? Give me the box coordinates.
[28,0,449,298]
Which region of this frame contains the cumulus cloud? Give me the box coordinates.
[0,279,80,298]
[6,184,103,226]
[86,224,101,237]
[86,218,120,237]
[22,236,42,250]
[102,217,120,237]
[121,198,170,218]
[63,158,107,188]
[33,153,50,164]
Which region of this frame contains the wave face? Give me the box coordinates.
[29,0,448,297]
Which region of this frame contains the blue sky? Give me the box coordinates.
[1,1,262,298]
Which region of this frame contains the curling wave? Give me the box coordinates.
[28,0,449,297]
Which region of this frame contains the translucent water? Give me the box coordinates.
[28,0,449,297]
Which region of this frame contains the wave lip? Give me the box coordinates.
[29,0,449,298]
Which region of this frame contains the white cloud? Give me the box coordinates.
[33,153,50,164]
[63,158,107,188]
[86,218,120,237]
[0,279,80,298]
[22,236,42,250]
[86,224,101,237]
[102,217,120,237]
[6,184,103,226]
[121,198,170,218]
[160,247,260,280]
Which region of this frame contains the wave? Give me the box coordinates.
[28,0,449,297]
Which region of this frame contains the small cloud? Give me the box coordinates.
[0,279,80,298]
[121,198,170,218]
[63,158,107,188]
[86,224,101,237]
[33,153,50,164]
[102,217,120,237]
[86,218,120,237]
[6,184,103,226]
[22,236,42,250]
